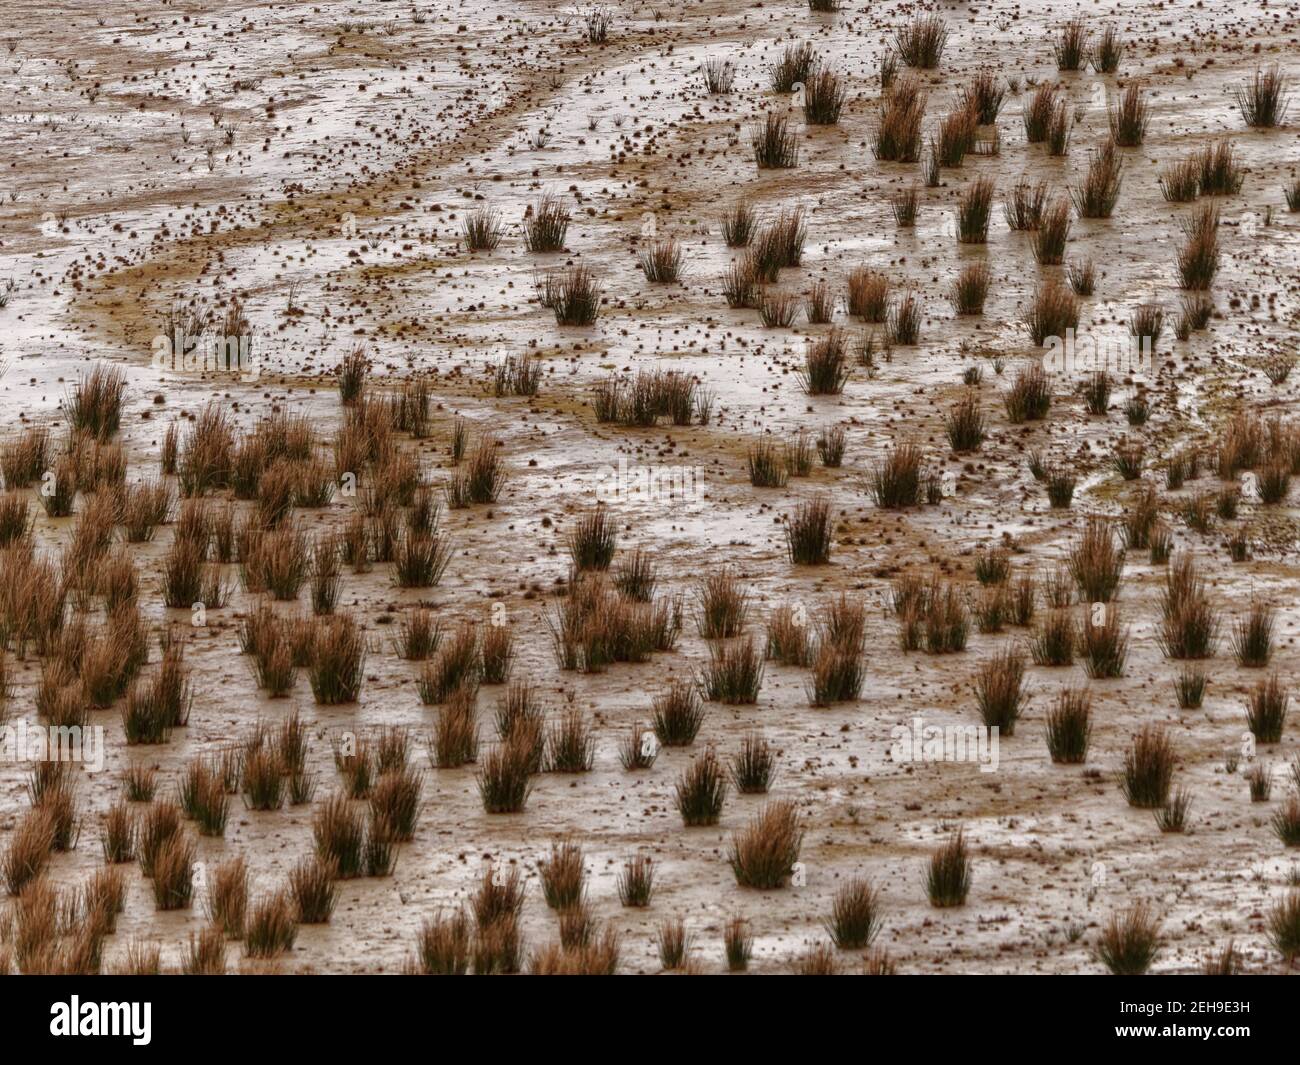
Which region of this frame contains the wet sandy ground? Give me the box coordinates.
[1,0,1299,972]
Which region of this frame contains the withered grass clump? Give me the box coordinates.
[846,268,890,323]
[1095,25,1125,74]
[1054,17,1090,71]
[887,291,922,345]
[807,638,864,706]
[817,425,847,467]
[545,706,595,773]
[241,524,309,601]
[1120,726,1175,808]
[957,177,995,243]
[766,603,811,666]
[798,329,849,395]
[945,392,986,452]
[1111,439,1144,480]
[1157,554,1220,660]
[150,832,196,911]
[871,442,924,508]
[1046,687,1092,763]
[335,345,367,405]
[617,854,654,908]
[538,266,601,326]
[1069,519,1125,603]
[1156,788,1192,833]
[902,579,969,654]
[1032,198,1072,265]
[1004,181,1047,231]
[613,546,657,602]
[700,637,764,704]
[1004,361,1053,421]
[696,569,749,638]
[1177,203,1221,291]
[926,828,971,907]
[960,71,1005,124]
[1175,666,1207,709]
[767,41,817,93]
[1232,600,1274,667]
[639,239,683,283]
[411,910,471,974]
[0,426,50,489]
[725,917,754,971]
[1267,892,1300,961]
[652,678,704,746]
[720,201,756,246]
[758,289,800,328]
[1022,84,1058,143]
[312,793,366,878]
[675,748,728,826]
[786,496,833,565]
[67,364,127,441]
[751,112,800,169]
[1108,83,1150,146]
[100,800,136,864]
[524,193,569,252]
[244,892,298,958]
[824,877,883,950]
[284,857,336,925]
[949,262,990,316]
[307,615,366,704]
[1234,66,1290,128]
[446,436,507,505]
[1197,140,1244,196]
[476,735,535,814]
[178,403,235,497]
[567,507,617,571]
[461,205,502,252]
[731,733,776,794]
[1047,101,1072,157]
[1066,257,1096,297]
[1029,609,1076,667]
[2,809,56,896]
[1273,797,1300,847]
[1023,278,1078,346]
[1096,903,1162,974]
[429,687,479,769]
[807,279,834,327]
[1159,156,1200,203]
[702,57,736,95]
[873,79,926,163]
[418,622,480,703]
[1072,140,1123,219]
[369,765,423,841]
[973,646,1029,734]
[1246,673,1289,744]
[804,68,847,125]
[206,855,249,938]
[729,800,804,888]
[1082,606,1129,678]
[891,186,918,227]
[932,107,976,168]
[893,15,947,69]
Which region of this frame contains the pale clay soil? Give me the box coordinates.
[1,0,1299,974]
